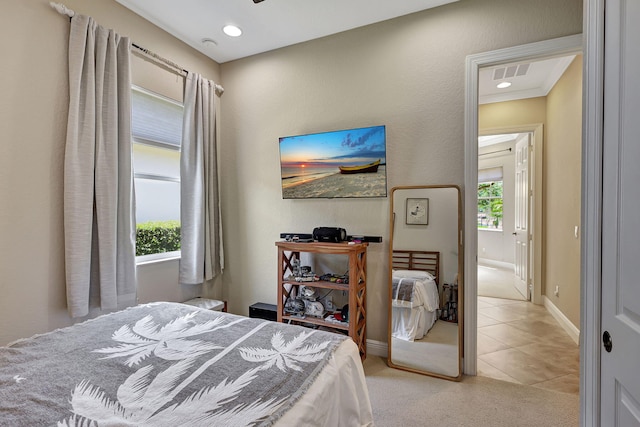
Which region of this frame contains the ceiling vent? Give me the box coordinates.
[493,63,530,81]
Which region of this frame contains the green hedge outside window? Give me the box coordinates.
[136,220,181,256]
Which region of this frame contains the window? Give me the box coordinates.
[477,167,503,230]
[132,86,184,259]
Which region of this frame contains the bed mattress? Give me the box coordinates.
[0,302,373,426]
[391,275,439,341]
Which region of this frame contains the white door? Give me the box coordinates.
[601,0,640,424]
[513,134,530,299]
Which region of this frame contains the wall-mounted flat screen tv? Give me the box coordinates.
[279,125,387,199]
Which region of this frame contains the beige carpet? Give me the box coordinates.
[363,356,578,427]
[477,262,526,301]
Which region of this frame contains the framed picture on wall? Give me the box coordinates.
[406,198,429,225]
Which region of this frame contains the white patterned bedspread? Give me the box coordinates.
[391,277,439,311]
[0,302,373,427]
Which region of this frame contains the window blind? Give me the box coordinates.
[132,87,183,148]
[478,167,503,183]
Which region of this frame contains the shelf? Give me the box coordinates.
[276,241,367,360]
[282,280,350,291]
[276,241,368,254]
[282,314,349,331]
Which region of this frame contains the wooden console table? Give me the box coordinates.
[276,241,367,359]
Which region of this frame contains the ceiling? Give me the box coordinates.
[115,0,460,64]
[478,133,520,148]
[115,0,576,105]
[478,55,576,104]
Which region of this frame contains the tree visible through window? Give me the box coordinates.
[478,181,503,230]
[132,86,184,258]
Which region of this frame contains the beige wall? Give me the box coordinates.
[0,0,221,345]
[545,56,582,327]
[219,0,582,342]
[478,56,583,329]
[0,0,582,347]
[479,98,547,130]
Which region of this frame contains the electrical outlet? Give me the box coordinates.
[554,285,559,296]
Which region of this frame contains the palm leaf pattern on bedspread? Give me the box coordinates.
[0,303,345,427]
[57,308,339,426]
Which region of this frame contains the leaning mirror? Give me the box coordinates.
[388,185,463,380]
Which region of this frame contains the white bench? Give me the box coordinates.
[182,297,226,312]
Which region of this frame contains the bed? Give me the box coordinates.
[391,250,440,341]
[0,302,373,426]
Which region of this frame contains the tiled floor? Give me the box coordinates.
[477,296,580,394]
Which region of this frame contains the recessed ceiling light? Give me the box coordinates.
[496,81,512,89]
[223,25,242,37]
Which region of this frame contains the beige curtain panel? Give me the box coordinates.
[180,72,223,285]
[64,14,137,317]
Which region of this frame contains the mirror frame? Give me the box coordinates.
[387,184,464,381]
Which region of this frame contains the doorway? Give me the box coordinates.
[474,60,582,390]
[464,34,583,379]
[475,119,579,391]
[477,132,532,302]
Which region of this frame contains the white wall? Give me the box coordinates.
[219,0,583,342]
[392,187,460,285]
[0,0,582,347]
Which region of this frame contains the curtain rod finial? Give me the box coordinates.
[50,2,75,18]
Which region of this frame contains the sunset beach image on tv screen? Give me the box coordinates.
[279,125,387,199]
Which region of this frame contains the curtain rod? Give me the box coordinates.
[49,2,224,96]
[479,147,512,157]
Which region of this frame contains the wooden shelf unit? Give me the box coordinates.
[276,241,367,359]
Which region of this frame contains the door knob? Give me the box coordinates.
[603,330,613,353]
[512,232,517,236]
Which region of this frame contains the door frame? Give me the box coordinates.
[582,1,604,426]
[463,34,583,377]
[479,126,543,304]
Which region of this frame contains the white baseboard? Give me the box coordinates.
[543,296,580,345]
[366,339,388,357]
